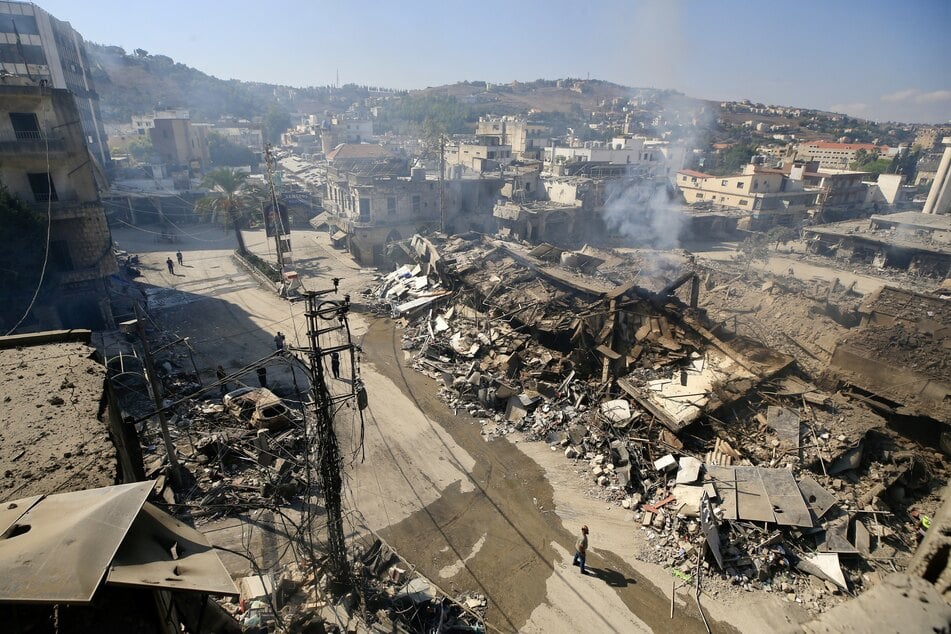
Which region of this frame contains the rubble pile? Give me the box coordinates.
[365,233,949,615]
[218,539,487,633]
[140,397,312,521]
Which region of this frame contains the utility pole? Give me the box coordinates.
[129,303,185,486]
[264,144,285,276]
[299,279,362,581]
[439,134,446,233]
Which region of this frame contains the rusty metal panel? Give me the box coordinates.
[0,481,152,604]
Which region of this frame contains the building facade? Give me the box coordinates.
[149,114,210,172]
[324,159,500,265]
[676,165,817,228]
[792,141,889,170]
[475,116,551,160]
[0,1,110,170]
[0,76,116,331]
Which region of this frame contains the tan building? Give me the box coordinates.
[0,1,111,171]
[452,141,512,172]
[676,165,816,228]
[475,116,550,160]
[149,114,210,172]
[0,76,116,331]
[324,158,501,265]
[793,141,889,170]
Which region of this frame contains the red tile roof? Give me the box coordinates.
[803,141,886,151]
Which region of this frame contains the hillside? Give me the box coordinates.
[87,44,283,122]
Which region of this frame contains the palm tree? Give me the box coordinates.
[196,167,255,254]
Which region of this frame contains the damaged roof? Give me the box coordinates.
[0,481,237,604]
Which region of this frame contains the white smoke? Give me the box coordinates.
[601,176,684,250]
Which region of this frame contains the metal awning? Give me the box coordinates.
[309,212,329,229]
[331,229,348,241]
[107,502,238,596]
[0,481,237,604]
[0,481,153,604]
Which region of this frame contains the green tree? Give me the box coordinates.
[127,136,153,163]
[208,132,256,167]
[195,168,255,254]
[263,106,291,144]
[715,144,756,175]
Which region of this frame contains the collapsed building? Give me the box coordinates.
[803,211,951,278]
[367,232,950,617]
[322,150,502,265]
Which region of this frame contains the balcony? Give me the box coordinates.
[0,130,68,155]
[29,199,103,219]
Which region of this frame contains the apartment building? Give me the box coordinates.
[0,76,116,331]
[793,141,889,170]
[676,165,816,228]
[475,116,551,160]
[149,113,211,172]
[0,1,110,170]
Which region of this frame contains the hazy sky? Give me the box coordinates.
[38,0,951,123]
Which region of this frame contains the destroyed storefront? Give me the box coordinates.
[366,232,950,617]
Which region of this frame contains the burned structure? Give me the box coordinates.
[0,75,116,331]
[367,232,950,618]
[804,211,951,278]
[323,153,501,265]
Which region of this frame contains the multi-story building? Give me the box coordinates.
[545,136,686,178]
[0,75,116,331]
[792,141,890,170]
[0,1,110,171]
[149,112,210,172]
[475,116,551,160]
[676,165,817,228]
[318,115,375,153]
[451,140,513,172]
[324,157,500,265]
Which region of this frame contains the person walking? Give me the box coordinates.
[330,351,341,379]
[176,250,183,266]
[166,257,175,274]
[256,367,268,388]
[216,365,228,396]
[274,332,286,351]
[572,525,589,574]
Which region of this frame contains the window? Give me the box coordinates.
[736,181,745,189]
[359,198,370,219]
[721,179,728,186]
[28,172,57,202]
[695,192,703,198]
[412,195,421,213]
[387,197,396,215]
[739,199,748,205]
[9,113,40,140]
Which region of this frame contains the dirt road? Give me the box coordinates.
[114,223,795,633]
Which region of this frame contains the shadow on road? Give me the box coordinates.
[584,565,638,588]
